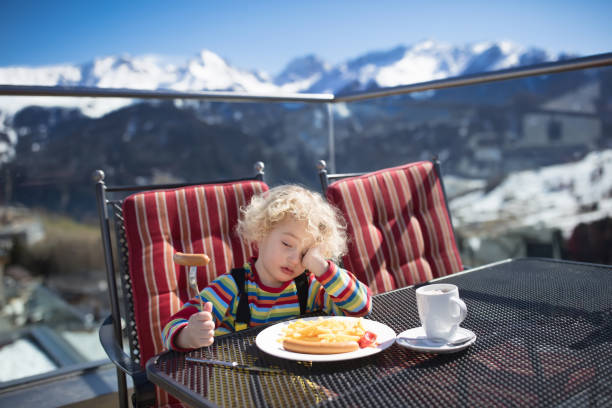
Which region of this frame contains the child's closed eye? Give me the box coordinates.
[282,241,292,248]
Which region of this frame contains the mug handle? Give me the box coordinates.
[451,297,467,324]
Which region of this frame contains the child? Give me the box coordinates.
[162,184,372,351]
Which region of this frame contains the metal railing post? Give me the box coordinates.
[327,103,336,174]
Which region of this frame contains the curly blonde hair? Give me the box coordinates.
[236,185,347,262]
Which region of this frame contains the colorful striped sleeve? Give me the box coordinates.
[306,261,372,317]
[162,273,239,350]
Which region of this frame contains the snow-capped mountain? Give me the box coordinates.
[0,51,279,116]
[0,51,275,92]
[274,54,330,93]
[306,40,555,94]
[172,50,279,93]
[0,40,567,117]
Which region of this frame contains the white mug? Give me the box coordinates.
[416,283,467,342]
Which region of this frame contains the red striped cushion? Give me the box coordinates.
[326,161,462,294]
[123,179,268,406]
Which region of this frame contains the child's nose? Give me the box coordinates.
[288,250,300,265]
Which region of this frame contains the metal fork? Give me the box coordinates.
[188,266,203,307]
[174,252,211,308]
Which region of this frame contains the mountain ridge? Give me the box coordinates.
[0,40,571,116]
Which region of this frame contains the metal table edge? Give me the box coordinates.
[426,257,611,286]
[375,258,514,298]
[514,256,612,270]
[146,355,221,408]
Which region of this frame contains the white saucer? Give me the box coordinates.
[395,327,476,354]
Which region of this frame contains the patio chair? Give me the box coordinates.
[317,158,462,294]
[94,162,268,408]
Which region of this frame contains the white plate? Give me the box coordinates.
[256,316,396,362]
[396,327,476,354]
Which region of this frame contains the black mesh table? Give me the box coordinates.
[146,258,612,407]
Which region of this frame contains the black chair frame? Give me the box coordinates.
[94,162,265,408]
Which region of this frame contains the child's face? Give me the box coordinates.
[254,218,314,287]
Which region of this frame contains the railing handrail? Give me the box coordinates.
[0,52,610,103]
[0,85,334,103]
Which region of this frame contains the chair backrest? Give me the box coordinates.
[320,159,462,294]
[96,163,268,407]
[122,179,268,365]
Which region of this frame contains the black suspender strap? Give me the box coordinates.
[294,272,309,315]
[231,268,251,324]
[231,268,310,325]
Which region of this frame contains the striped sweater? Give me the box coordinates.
[162,259,372,351]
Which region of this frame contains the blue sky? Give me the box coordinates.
[2,0,611,75]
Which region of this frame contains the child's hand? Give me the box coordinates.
[177,301,215,349]
[301,246,328,276]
